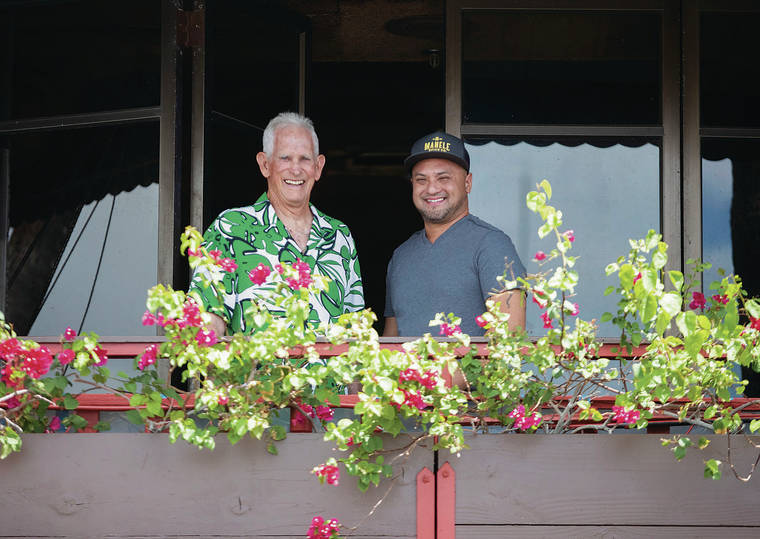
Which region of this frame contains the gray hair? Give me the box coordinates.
[262,112,320,157]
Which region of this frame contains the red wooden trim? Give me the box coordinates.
[416,467,435,539]
[436,461,456,539]
[33,338,650,360]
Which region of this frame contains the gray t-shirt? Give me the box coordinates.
[384,214,526,336]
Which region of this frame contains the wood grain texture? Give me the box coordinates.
[457,525,760,538]
[453,434,760,526]
[0,434,432,537]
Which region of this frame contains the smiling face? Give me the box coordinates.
[410,158,472,225]
[256,125,325,211]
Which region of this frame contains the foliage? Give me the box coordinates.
[4,180,760,535]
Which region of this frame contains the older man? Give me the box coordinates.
[384,131,526,337]
[190,112,364,336]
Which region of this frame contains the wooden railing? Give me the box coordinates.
[27,337,760,435]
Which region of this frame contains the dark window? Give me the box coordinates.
[4,0,160,119]
[462,10,661,125]
[701,12,760,128]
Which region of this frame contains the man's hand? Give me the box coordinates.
[383,316,398,337]
[206,313,227,338]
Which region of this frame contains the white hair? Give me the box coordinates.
[262,112,320,157]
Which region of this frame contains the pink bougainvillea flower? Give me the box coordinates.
[475,315,488,328]
[611,405,640,424]
[285,259,313,290]
[208,249,222,263]
[419,371,437,390]
[0,337,23,360]
[315,405,334,422]
[181,300,202,328]
[569,303,579,316]
[57,349,75,366]
[187,248,200,257]
[307,516,340,539]
[275,264,285,274]
[46,416,62,433]
[1,364,21,389]
[689,291,706,311]
[751,318,760,331]
[399,368,419,383]
[540,311,553,329]
[142,310,158,326]
[248,263,272,285]
[219,257,238,272]
[563,230,575,242]
[633,272,642,286]
[508,404,542,430]
[93,346,108,367]
[534,251,547,261]
[20,346,54,379]
[138,344,158,371]
[217,394,229,406]
[63,326,77,341]
[312,463,340,486]
[712,294,729,305]
[195,328,218,347]
[439,323,461,337]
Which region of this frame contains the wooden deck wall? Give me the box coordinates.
[0,434,432,538]
[2,433,760,538]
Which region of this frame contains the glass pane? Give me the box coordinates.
[206,1,303,128]
[4,0,161,119]
[701,138,760,299]
[202,118,263,229]
[701,12,760,128]
[7,123,159,336]
[462,10,661,125]
[466,138,660,337]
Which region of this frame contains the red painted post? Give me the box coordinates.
[416,467,435,539]
[289,406,313,432]
[437,461,456,539]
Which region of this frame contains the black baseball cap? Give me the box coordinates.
[404,131,470,174]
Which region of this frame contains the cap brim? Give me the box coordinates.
[404,153,469,175]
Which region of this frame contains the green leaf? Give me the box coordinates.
[266,442,278,455]
[668,271,684,292]
[704,459,722,480]
[620,264,635,289]
[659,292,682,317]
[653,250,667,270]
[698,437,710,450]
[63,395,79,410]
[539,179,552,200]
[601,312,613,323]
[750,419,760,433]
[125,410,144,426]
[746,299,760,319]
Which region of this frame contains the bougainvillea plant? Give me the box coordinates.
[4,180,760,536]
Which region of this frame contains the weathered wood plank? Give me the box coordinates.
[453,434,760,526]
[457,525,760,538]
[0,434,431,537]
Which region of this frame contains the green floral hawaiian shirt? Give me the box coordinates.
[189,193,364,334]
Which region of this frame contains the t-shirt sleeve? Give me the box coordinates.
[187,218,234,324]
[475,231,527,301]
[384,256,395,318]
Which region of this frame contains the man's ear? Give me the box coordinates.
[256,152,270,178]
[314,154,326,182]
[465,172,473,194]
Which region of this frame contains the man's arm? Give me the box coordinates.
[488,289,525,332]
[383,316,398,337]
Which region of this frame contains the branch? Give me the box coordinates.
[344,475,399,535]
[727,429,760,482]
[72,378,132,400]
